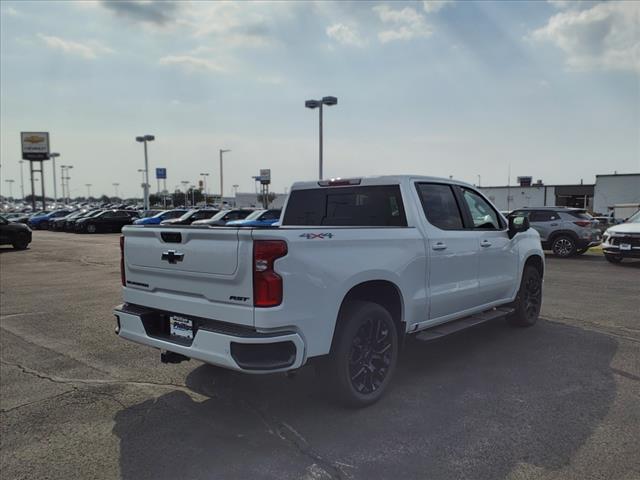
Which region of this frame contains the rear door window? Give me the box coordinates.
[529,211,559,222]
[282,185,407,226]
[415,183,464,230]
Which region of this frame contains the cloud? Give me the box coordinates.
[4,6,20,16]
[158,55,228,73]
[423,1,453,14]
[531,1,640,73]
[326,23,367,47]
[373,5,432,43]
[100,0,180,26]
[37,34,114,60]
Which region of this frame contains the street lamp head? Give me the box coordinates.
[220,149,231,154]
[305,99,321,109]
[322,96,338,106]
[200,173,209,176]
[135,136,145,142]
[49,152,60,159]
[144,135,155,141]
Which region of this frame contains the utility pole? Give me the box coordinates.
[19,160,25,199]
[219,149,230,205]
[49,152,60,205]
[305,96,338,179]
[135,135,155,210]
[181,180,189,207]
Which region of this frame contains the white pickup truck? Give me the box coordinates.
[114,176,544,406]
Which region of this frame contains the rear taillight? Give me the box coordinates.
[573,221,591,228]
[253,240,287,307]
[120,235,126,287]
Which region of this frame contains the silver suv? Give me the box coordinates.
[508,207,601,257]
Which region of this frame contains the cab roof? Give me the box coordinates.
[290,175,474,191]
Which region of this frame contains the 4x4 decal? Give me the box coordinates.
[299,233,334,239]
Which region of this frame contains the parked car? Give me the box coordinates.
[50,210,85,231]
[226,209,282,227]
[5,213,30,224]
[190,209,254,226]
[508,207,601,257]
[115,175,543,407]
[76,210,139,233]
[140,209,164,218]
[28,209,73,230]
[0,215,32,250]
[133,210,188,225]
[602,210,640,263]
[66,209,103,231]
[160,209,219,226]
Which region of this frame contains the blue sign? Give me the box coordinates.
[155,168,167,179]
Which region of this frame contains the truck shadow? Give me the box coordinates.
[113,320,617,480]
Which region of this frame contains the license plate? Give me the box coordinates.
[620,243,631,251]
[169,315,193,340]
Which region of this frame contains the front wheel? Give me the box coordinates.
[86,224,97,234]
[12,233,30,250]
[319,301,398,407]
[508,266,542,327]
[551,235,576,257]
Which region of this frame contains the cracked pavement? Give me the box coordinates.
[1,232,639,480]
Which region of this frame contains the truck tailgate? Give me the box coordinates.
[122,226,255,326]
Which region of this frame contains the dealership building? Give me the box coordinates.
[479,172,640,214]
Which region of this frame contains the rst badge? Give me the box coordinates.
[299,233,334,239]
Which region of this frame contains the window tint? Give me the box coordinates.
[462,189,501,229]
[282,185,406,226]
[262,210,281,220]
[415,183,464,230]
[529,210,559,222]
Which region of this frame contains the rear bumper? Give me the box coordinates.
[114,304,306,373]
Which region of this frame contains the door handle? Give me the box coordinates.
[480,240,492,247]
[432,242,447,251]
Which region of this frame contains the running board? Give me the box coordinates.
[414,307,514,342]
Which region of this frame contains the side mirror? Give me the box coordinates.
[508,215,529,239]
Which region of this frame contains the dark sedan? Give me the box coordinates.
[76,210,139,233]
[160,209,219,226]
[0,215,32,250]
[66,209,103,231]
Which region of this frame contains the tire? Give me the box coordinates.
[551,235,576,257]
[86,224,97,234]
[11,233,30,250]
[604,253,623,264]
[320,300,399,407]
[508,266,542,327]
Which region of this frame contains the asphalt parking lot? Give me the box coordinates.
[1,232,639,480]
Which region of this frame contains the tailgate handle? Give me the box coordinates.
[161,232,182,243]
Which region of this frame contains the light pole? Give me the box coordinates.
[5,179,14,200]
[219,149,230,204]
[477,174,481,187]
[232,184,239,206]
[181,180,189,207]
[305,95,338,180]
[85,184,92,200]
[49,152,60,204]
[19,160,25,200]
[135,134,155,210]
[113,182,120,199]
[200,173,209,205]
[60,165,73,204]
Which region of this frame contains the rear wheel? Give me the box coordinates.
[551,235,576,257]
[86,223,97,234]
[508,266,542,327]
[12,233,30,250]
[604,253,623,264]
[320,301,398,407]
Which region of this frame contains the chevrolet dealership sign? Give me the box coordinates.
[21,132,50,160]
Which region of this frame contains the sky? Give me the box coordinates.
[1,0,638,199]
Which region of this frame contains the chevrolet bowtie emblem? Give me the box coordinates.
[24,135,45,144]
[161,250,184,264]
